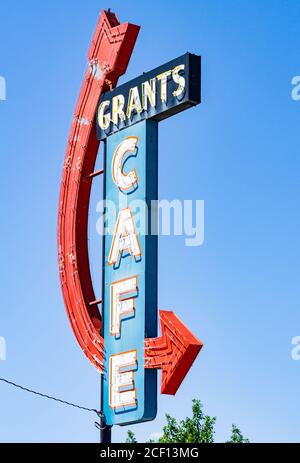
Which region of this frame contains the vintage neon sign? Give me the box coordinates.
[102,120,158,424]
[100,51,202,425]
[58,9,203,430]
[97,53,200,140]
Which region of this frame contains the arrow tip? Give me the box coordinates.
[159,310,203,395]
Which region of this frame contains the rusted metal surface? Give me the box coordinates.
[58,10,140,372]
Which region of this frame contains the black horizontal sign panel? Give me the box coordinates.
[96,52,201,140]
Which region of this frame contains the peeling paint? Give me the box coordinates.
[78,117,91,126]
[90,62,103,81]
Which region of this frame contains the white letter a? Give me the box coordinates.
[108,208,141,265]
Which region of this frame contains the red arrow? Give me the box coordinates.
[144,311,203,395]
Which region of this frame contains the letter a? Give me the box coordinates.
[108,208,141,265]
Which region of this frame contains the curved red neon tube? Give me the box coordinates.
[58,10,140,372]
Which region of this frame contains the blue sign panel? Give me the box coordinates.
[102,120,158,426]
[97,53,201,140]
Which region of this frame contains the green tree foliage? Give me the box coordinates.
[158,399,216,443]
[126,399,249,443]
[227,424,249,443]
[125,429,137,443]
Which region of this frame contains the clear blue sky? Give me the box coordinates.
[0,0,299,443]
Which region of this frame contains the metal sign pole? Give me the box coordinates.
[100,424,112,444]
[100,375,112,443]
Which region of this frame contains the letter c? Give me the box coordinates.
[111,136,138,191]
